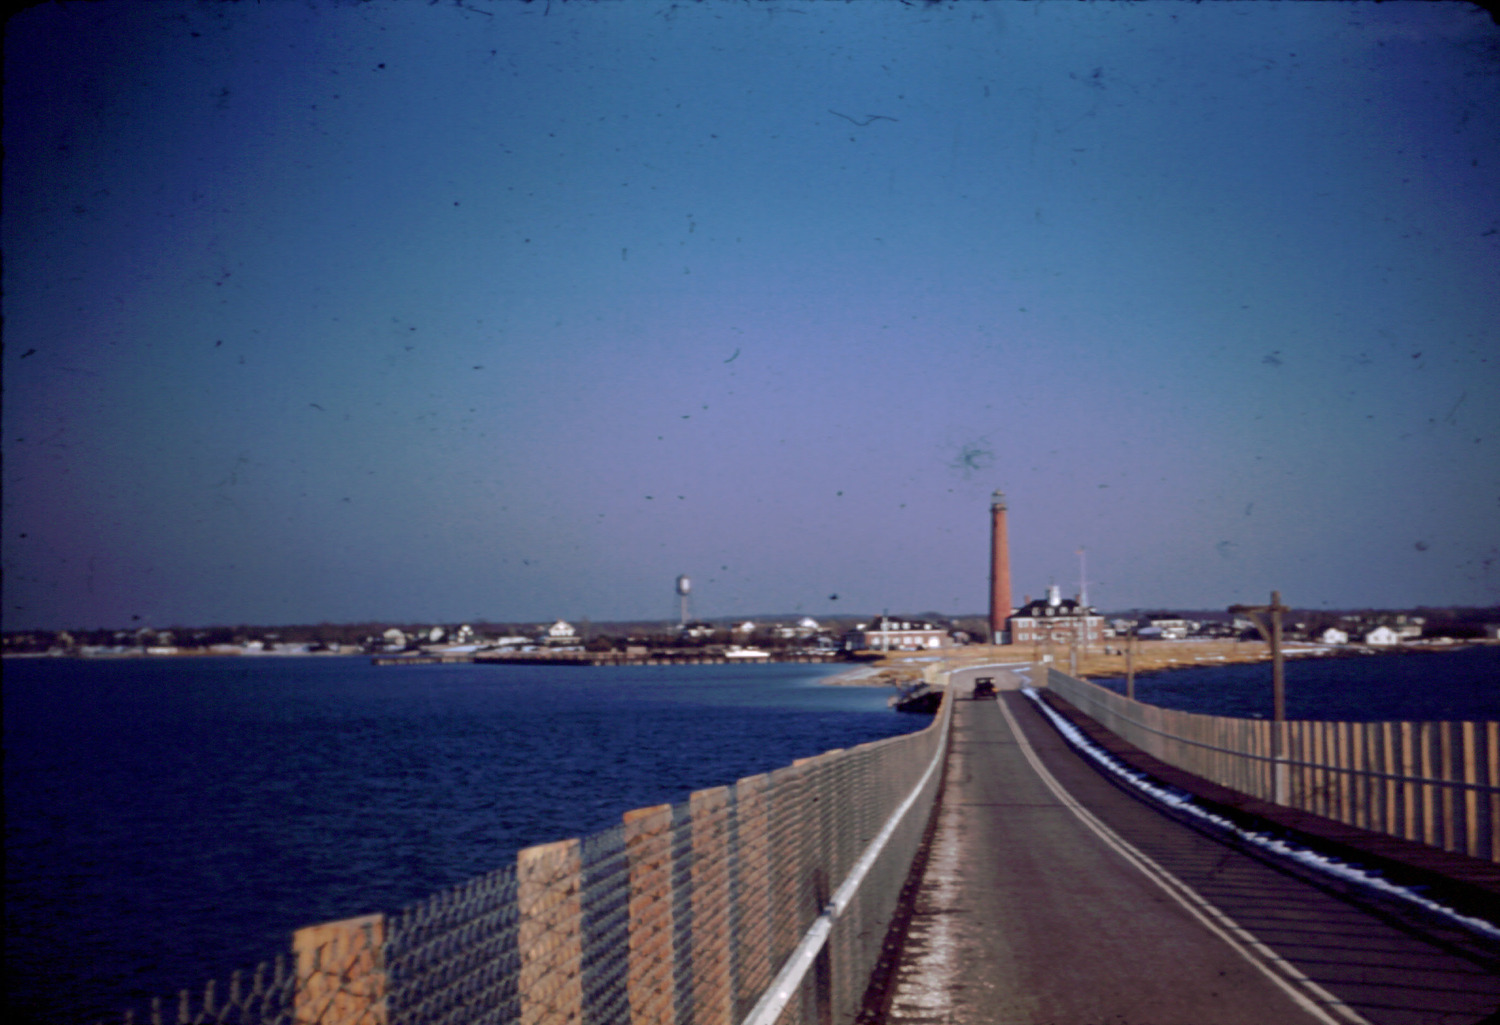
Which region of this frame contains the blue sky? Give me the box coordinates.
[5,1,1498,631]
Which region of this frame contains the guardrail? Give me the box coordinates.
[115,690,952,1025]
[1041,666,1500,862]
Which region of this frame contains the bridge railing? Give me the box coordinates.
[1041,666,1500,863]
[115,691,952,1025]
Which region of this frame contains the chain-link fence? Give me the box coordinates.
[111,689,952,1025]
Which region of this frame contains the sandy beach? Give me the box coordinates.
[820,663,923,687]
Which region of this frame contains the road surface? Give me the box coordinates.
[873,674,1500,1025]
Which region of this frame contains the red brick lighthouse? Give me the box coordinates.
[990,490,1013,644]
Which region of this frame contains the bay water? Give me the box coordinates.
[1089,644,1500,721]
[2,656,920,1023]
[5,647,1497,1022]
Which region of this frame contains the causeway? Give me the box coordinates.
[872,668,1500,1025]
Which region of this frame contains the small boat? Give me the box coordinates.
[889,682,942,714]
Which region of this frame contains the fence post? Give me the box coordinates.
[691,786,734,1025]
[733,773,772,1020]
[624,805,676,1025]
[1274,720,1289,806]
[1440,722,1455,852]
[1464,723,1480,859]
[1421,723,1437,847]
[1356,722,1372,830]
[1401,723,1418,842]
[1489,723,1499,861]
[789,754,829,1025]
[292,913,387,1025]
[517,839,584,1025]
[1383,722,1398,836]
[768,761,807,977]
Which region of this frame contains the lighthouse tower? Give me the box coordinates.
[989,491,1013,644]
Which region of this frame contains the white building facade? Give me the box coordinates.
[1009,585,1105,646]
[849,617,947,651]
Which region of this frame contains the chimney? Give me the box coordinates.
[989,491,1012,644]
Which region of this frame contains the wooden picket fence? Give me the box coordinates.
[1042,666,1500,862]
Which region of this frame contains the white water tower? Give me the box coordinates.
[676,574,692,628]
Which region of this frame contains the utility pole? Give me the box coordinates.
[1228,591,1290,804]
[1077,547,1089,658]
[1125,631,1136,701]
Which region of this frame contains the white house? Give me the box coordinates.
[1318,627,1349,645]
[543,620,581,648]
[1147,618,1194,640]
[849,617,947,651]
[1364,625,1400,646]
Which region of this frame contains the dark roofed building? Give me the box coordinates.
[1008,585,1104,646]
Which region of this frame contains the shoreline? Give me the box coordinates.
[820,638,1497,689]
[1072,637,1496,683]
[819,663,914,687]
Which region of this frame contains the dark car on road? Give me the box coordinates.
[972,677,997,700]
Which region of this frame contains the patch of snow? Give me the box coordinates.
[1021,687,1500,943]
[888,808,962,1019]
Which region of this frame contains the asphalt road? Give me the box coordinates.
[875,675,1500,1025]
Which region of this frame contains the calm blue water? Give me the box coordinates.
[1089,644,1500,721]
[7,649,1498,1023]
[2,657,922,1024]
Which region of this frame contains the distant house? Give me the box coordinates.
[1009,585,1105,646]
[543,620,582,648]
[771,617,821,640]
[1364,625,1400,646]
[1318,627,1349,645]
[848,617,946,651]
[1146,618,1193,641]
